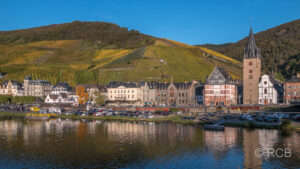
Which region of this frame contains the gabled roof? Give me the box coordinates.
[259,74,283,93]
[206,67,236,85]
[244,27,261,59]
[2,80,22,86]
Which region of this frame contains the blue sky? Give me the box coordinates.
[0,0,299,45]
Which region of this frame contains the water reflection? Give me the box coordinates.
[0,119,299,169]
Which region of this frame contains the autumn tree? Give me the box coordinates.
[76,85,89,105]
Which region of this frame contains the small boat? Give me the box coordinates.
[204,124,225,131]
[26,112,57,120]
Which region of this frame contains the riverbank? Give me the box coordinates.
[1,112,300,131]
[0,112,199,125]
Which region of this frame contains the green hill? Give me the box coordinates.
[0,21,241,86]
[201,19,300,81]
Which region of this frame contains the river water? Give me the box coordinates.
[0,119,299,169]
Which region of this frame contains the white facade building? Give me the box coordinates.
[106,82,141,106]
[51,82,73,95]
[45,93,78,106]
[258,74,283,104]
[0,80,23,96]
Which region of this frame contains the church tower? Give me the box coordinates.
[243,27,261,104]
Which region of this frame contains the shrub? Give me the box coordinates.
[281,119,291,127]
[0,95,12,103]
[11,96,39,104]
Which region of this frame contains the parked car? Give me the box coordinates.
[224,115,234,120]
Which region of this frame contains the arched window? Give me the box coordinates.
[170,87,174,97]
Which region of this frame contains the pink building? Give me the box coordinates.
[204,67,238,106]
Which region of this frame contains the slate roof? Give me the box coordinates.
[156,82,169,90]
[29,79,51,85]
[206,67,236,85]
[49,95,59,100]
[106,81,139,88]
[2,80,22,86]
[53,82,72,90]
[173,82,192,90]
[24,76,32,80]
[285,76,300,83]
[244,27,261,59]
[49,93,68,100]
[139,81,159,89]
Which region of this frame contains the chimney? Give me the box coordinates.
[297,72,300,78]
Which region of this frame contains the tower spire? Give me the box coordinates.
[244,27,261,58]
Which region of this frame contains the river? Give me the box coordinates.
[0,119,299,169]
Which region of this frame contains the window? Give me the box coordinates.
[264,81,267,85]
[264,89,267,94]
[249,70,252,73]
[132,95,134,98]
[249,61,252,66]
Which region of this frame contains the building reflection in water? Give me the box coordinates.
[0,119,299,169]
[243,129,262,169]
[104,122,198,147]
[204,127,240,161]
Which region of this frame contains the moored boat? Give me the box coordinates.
[204,124,225,131]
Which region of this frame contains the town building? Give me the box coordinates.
[23,76,52,97]
[0,80,23,96]
[156,82,169,107]
[204,67,238,106]
[169,81,199,107]
[243,28,261,105]
[51,82,73,95]
[45,93,78,105]
[156,80,199,107]
[284,73,300,104]
[258,74,283,104]
[106,81,141,107]
[139,81,157,107]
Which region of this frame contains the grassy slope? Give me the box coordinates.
[0,39,241,86]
